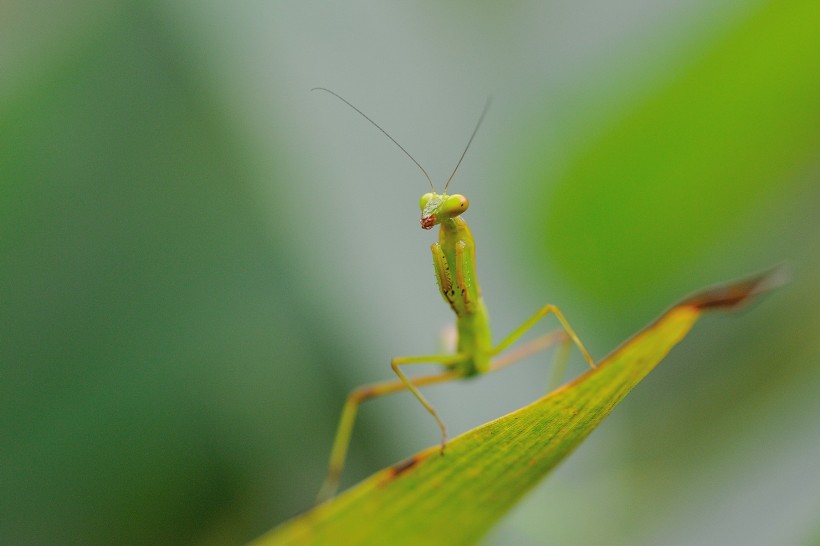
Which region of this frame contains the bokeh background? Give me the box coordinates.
[1,2,818,544]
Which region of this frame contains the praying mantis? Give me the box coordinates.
[313,88,597,502]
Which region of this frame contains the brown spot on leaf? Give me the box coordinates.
[388,453,427,479]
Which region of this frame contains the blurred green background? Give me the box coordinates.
[1,2,818,544]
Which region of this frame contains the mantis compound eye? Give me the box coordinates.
[419,192,434,211]
[442,194,469,218]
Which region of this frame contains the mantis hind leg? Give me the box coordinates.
[490,304,596,378]
[488,329,572,389]
[547,334,573,390]
[317,353,465,503]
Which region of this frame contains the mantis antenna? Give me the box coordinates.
[443,97,492,193]
[311,87,435,191]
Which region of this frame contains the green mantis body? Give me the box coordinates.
[314,89,596,502]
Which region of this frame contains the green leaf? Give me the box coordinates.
[528,1,818,306]
[250,269,783,546]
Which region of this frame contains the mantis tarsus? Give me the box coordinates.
[313,88,597,502]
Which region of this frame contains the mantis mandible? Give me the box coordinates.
[313,88,597,502]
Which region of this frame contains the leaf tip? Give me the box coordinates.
[680,265,789,311]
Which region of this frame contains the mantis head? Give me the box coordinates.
[420,192,469,230]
